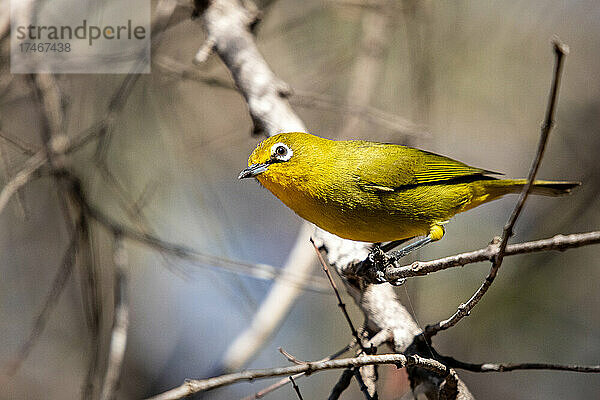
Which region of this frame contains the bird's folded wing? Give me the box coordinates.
[353,143,500,193]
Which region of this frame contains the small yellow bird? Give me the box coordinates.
[239,132,579,249]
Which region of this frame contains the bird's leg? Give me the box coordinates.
[388,225,445,261]
[359,225,446,285]
[380,238,411,252]
[387,237,432,259]
[356,244,391,284]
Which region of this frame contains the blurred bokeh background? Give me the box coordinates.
[1,0,599,399]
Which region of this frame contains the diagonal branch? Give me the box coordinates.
[328,368,355,400]
[425,39,569,338]
[241,341,357,400]
[2,230,79,376]
[0,150,46,215]
[64,178,329,291]
[99,237,130,400]
[311,237,367,353]
[289,376,304,400]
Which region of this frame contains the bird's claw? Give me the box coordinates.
[359,246,405,285]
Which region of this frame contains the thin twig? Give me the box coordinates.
[0,150,46,216]
[145,353,450,400]
[425,39,569,338]
[434,350,600,374]
[328,368,354,400]
[0,137,28,218]
[459,362,600,373]
[3,230,79,376]
[99,237,130,400]
[383,231,600,281]
[74,192,328,290]
[241,341,357,400]
[289,376,304,400]
[310,237,366,352]
[279,347,307,365]
[0,129,37,155]
[218,224,318,371]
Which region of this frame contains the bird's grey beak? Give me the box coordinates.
[238,163,268,179]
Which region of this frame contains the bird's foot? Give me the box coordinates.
[358,245,406,286]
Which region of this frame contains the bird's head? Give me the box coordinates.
[239,132,326,185]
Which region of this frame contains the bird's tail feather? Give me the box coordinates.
[492,179,581,196]
[460,179,580,213]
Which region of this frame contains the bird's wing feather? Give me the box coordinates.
[349,142,500,192]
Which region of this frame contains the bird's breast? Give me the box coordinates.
[257,173,430,242]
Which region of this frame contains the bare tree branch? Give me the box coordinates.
[0,150,45,215]
[200,0,305,137]
[328,368,355,400]
[99,238,130,400]
[67,181,329,291]
[146,353,451,400]
[241,341,357,400]
[311,237,367,353]
[425,39,569,338]
[219,224,318,371]
[312,232,473,399]
[289,376,304,400]
[2,231,79,376]
[458,362,600,374]
[199,0,324,373]
[383,231,600,281]
[0,129,37,155]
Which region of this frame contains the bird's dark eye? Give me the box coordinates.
[270,142,293,161]
[276,145,287,156]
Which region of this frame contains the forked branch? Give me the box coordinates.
[425,39,570,338]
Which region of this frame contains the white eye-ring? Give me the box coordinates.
[270,142,293,161]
